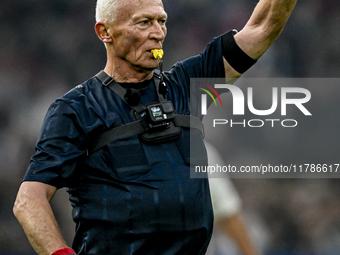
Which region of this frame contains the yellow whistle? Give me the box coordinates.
[151,49,164,60]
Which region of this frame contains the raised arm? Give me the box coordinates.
[13,182,70,255]
[224,0,297,78]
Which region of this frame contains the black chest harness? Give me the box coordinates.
[87,70,204,154]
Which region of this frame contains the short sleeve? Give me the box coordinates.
[23,99,88,189]
[180,35,225,79]
[164,35,226,117]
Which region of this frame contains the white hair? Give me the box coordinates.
[95,0,119,24]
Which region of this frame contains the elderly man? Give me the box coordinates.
[14,0,296,254]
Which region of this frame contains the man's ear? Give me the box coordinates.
[95,22,112,43]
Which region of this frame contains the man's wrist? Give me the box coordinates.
[51,247,77,255]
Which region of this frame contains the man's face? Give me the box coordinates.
[108,0,167,71]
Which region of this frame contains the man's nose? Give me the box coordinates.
[149,21,166,41]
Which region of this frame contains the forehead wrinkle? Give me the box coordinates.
[132,12,167,21]
[131,1,167,19]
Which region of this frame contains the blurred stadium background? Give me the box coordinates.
[1,0,340,254]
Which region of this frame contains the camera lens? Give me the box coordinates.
[162,102,174,113]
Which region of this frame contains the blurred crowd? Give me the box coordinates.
[1,0,339,254]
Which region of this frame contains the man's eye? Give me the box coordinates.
[140,20,149,25]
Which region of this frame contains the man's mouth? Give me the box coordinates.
[150,49,164,60]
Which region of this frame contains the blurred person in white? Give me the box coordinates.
[205,142,261,255]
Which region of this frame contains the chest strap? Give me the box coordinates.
[87,70,204,154]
